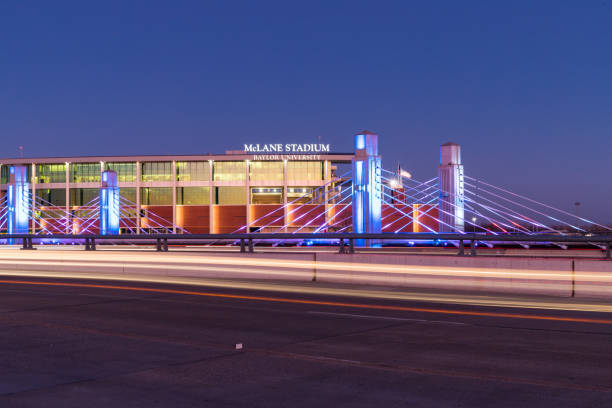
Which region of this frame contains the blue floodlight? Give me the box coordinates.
[99,170,120,235]
[352,131,382,247]
[7,166,30,243]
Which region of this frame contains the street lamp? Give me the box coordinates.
[388,179,401,189]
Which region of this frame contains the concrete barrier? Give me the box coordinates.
[0,250,316,282]
[315,253,573,297]
[574,259,612,299]
[2,249,612,299]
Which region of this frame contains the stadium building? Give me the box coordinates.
[0,136,443,235]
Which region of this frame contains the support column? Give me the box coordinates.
[245,160,250,231]
[172,160,177,233]
[100,170,120,235]
[99,161,104,235]
[31,163,36,234]
[65,163,70,234]
[283,160,288,232]
[324,160,330,231]
[136,161,141,234]
[352,131,382,247]
[438,142,465,232]
[7,165,31,241]
[209,160,214,233]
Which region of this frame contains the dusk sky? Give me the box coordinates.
[1,1,611,221]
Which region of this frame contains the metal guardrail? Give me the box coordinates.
[2,232,612,258]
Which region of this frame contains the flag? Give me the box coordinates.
[398,164,411,179]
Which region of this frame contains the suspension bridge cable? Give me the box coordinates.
[464,181,584,232]
[465,176,611,230]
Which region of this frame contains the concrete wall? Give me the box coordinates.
[0,249,611,299]
[316,253,573,297]
[574,259,612,299]
[0,250,316,282]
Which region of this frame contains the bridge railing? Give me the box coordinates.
[2,232,612,258]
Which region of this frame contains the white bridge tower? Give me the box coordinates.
[438,142,465,232]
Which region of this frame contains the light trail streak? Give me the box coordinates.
[0,252,587,280]
[1,248,611,282]
[0,270,610,313]
[1,279,612,325]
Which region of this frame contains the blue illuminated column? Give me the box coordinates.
[438,142,465,232]
[100,170,120,235]
[352,131,382,246]
[7,165,31,238]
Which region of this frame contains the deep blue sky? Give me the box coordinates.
[1,1,611,221]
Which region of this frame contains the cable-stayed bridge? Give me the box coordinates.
[1,131,609,251]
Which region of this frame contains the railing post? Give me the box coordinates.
[20,237,35,250]
[240,238,246,253]
[85,237,90,251]
[156,238,162,252]
[248,238,254,253]
[458,240,465,256]
[90,238,96,251]
[163,238,168,252]
[338,239,345,254]
[349,238,355,254]
[606,242,611,259]
[470,240,476,256]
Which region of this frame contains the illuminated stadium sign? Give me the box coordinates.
[243,143,330,153]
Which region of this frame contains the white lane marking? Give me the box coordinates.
[306,311,466,325]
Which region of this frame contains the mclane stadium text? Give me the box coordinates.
[244,144,330,153]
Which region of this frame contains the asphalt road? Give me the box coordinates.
[1,276,612,407]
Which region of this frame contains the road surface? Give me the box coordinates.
[1,276,611,407]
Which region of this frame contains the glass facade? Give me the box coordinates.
[287,161,323,182]
[1,157,337,233]
[249,161,283,182]
[1,166,9,184]
[70,163,101,183]
[37,189,66,206]
[106,162,137,182]
[119,187,137,204]
[119,188,138,219]
[287,187,313,204]
[4,160,325,186]
[251,187,282,204]
[142,162,172,182]
[177,161,210,182]
[177,187,210,205]
[36,164,66,183]
[213,161,245,182]
[215,187,246,205]
[1,165,32,183]
[70,188,99,206]
[141,187,172,205]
